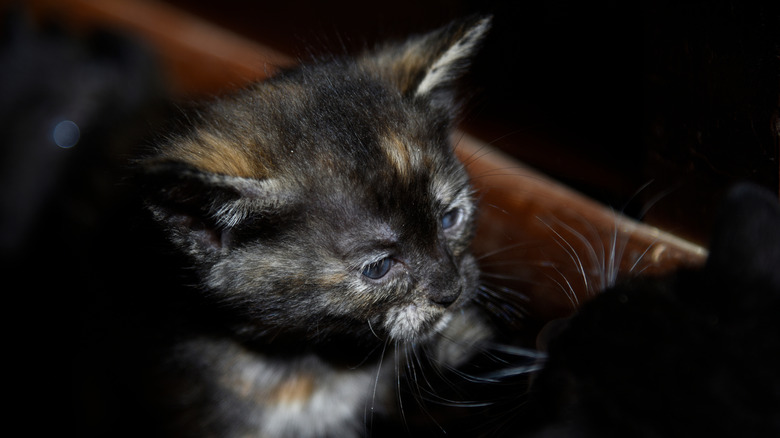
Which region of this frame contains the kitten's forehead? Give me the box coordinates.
[380,132,425,182]
[161,62,468,214]
[380,133,467,202]
[280,67,466,197]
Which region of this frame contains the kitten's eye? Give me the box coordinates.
[362,257,394,280]
[441,208,461,230]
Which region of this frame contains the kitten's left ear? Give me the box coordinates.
[361,15,491,112]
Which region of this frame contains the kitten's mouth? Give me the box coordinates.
[384,303,453,342]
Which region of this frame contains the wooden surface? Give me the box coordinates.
[19,0,708,321]
[457,134,706,319]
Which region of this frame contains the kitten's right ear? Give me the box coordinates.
[139,161,288,257]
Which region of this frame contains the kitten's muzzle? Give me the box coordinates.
[425,253,463,307]
[428,283,461,307]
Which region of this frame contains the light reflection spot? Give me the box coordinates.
[53,120,80,148]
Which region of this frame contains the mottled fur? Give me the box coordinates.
[139,17,492,437]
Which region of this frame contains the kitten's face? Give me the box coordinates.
[142,18,490,345]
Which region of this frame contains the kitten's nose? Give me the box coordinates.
[429,288,461,307]
[426,244,462,307]
[427,264,462,306]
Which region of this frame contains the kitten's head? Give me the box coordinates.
[140,17,491,346]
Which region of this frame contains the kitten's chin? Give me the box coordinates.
[384,304,453,342]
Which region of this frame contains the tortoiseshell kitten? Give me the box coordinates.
[137,17,493,437]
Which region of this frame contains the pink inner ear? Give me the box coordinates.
[170,213,224,251]
[193,227,224,250]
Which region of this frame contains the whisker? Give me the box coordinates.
[478,282,530,301]
[476,242,534,261]
[637,183,680,221]
[476,343,547,380]
[349,340,384,370]
[485,128,532,145]
[479,271,534,282]
[402,344,450,434]
[486,343,548,360]
[477,363,546,380]
[483,202,511,217]
[634,263,654,276]
[393,340,409,432]
[468,170,551,186]
[365,338,390,435]
[542,269,579,308]
[624,179,656,210]
[546,217,605,291]
[367,318,383,341]
[404,344,422,394]
[539,219,591,296]
[475,285,529,321]
[430,334,547,385]
[605,221,621,290]
[628,239,659,274]
[477,259,529,270]
[454,137,494,170]
[415,335,498,404]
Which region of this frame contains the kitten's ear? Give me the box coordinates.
[706,182,780,289]
[361,15,491,112]
[139,161,288,257]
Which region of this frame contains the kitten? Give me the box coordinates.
[136,17,493,437]
[505,182,780,437]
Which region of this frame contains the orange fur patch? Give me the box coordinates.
[382,133,421,181]
[268,374,316,405]
[165,131,269,178]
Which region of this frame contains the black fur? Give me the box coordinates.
[516,183,780,437]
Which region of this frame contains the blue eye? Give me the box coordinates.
[362,257,394,279]
[441,208,461,230]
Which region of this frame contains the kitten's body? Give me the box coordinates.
[137,18,493,437]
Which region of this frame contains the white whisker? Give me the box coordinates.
[365,338,390,435]
[637,183,680,220]
[628,239,658,274]
[367,318,383,340]
[485,343,548,360]
[539,218,591,296]
[605,223,621,290]
[393,340,408,432]
[479,271,532,282]
[548,217,606,291]
[476,242,533,261]
[544,268,580,308]
[476,284,528,321]
[478,363,546,379]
